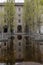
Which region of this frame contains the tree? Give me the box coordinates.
[40,0,43,5]
[4,0,15,64]
[36,42,42,63]
[23,0,34,31]
[33,1,42,63]
[23,0,36,61]
[23,0,42,62]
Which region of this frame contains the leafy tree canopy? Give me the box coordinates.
[40,0,43,5]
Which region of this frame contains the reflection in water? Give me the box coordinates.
[0,63,14,65]
[0,63,5,65]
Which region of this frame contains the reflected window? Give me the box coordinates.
[19,54,21,58]
[17,35,22,40]
[17,25,22,32]
[3,25,8,33]
[0,45,1,48]
[19,48,21,52]
[4,42,6,46]
[18,8,21,11]
[18,14,21,17]
[18,19,21,23]
[19,42,21,46]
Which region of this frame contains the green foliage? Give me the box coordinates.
[23,0,35,31]
[40,0,43,5]
[4,0,15,30]
[4,0,15,63]
[0,12,4,26]
[23,0,35,61]
[23,0,42,62]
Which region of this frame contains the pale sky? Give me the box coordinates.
[0,0,24,2]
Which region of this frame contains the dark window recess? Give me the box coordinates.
[4,15,6,23]
[4,25,8,33]
[18,14,21,17]
[25,24,29,33]
[18,19,21,23]
[40,43,43,45]
[17,25,22,32]
[26,42,28,45]
[25,37,28,44]
[0,45,1,48]
[4,49,7,55]
[29,18,31,21]
[4,42,6,46]
[25,37,28,40]
[19,42,21,46]
[4,49,6,52]
[33,9,34,12]
[17,35,22,40]
[19,54,21,58]
[19,8,21,11]
[26,46,28,49]
[19,48,21,52]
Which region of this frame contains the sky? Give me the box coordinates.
[0,0,24,2]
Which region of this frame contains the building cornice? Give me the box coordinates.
[0,3,24,6]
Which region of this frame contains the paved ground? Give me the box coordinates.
[23,62,43,65]
[15,62,43,65]
[0,62,43,65]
